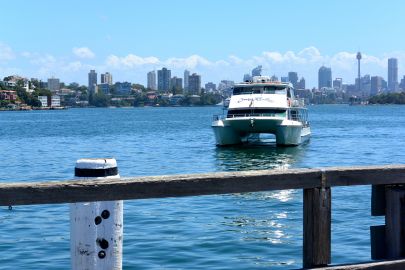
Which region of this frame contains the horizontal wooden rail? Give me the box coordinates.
[1,164,405,206]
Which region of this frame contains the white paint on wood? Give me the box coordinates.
[70,158,123,270]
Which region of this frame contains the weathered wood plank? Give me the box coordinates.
[1,165,405,206]
[325,165,405,187]
[0,169,322,206]
[303,187,331,268]
[310,259,405,270]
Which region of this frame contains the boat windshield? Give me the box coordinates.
[233,86,287,95]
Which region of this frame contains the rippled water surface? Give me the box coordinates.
[1,105,404,269]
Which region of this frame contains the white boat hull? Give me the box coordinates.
[212,118,310,146]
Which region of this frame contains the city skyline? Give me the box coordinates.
[1,1,405,87]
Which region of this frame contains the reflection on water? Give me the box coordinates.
[214,143,308,171]
[223,215,288,244]
[214,144,304,265]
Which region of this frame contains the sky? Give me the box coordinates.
[1,0,405,88]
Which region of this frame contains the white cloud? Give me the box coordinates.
[165,55,212,68]
[0,43,15,61]
[73,47,95,59]
[63,61,85,72]
[106,54,159,69]
[21,51,32,58]
[298,46,323,62]
[29,53,57,66]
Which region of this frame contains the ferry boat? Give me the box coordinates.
[212,76,310,146]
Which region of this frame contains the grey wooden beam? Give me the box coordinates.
[1,165,405,206]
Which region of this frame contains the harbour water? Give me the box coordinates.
[1,105,405,269]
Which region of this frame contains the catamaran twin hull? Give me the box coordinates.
[212,116,310,146]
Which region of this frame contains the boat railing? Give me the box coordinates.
[212,114,225,121]
[213,113,282,121]
[291,98,306,107]
[287,107,310,127]
[227,113,281,118]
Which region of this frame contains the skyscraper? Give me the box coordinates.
[101,72,113,85]
[157,68,171,92]
[370,76,383,96]
[297,77,306,89]
[47,77,60,92]
[288,72,298,88]
[318,66,332,90]
[333,78,342,90]
[388,58,398,92]
[243,74,252,82]
[205,82,216,92]
[252,65,262,77]
[188,73,201,95]
[170,76,183,93]
[184,70,190,92]
[88,70,97,94]
[147,70,157,90]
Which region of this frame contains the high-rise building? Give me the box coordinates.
[252,65,262,77]
[370,76,383,96]
[318,66,332,89]
[333,78,342,90]
[157,68,171,92]
[271,75,278,81]
[218,80,234,93]
[297,77,306,89]
[184,70,190,92]
[288,72,298,88]
[400,76,405,90]
[170,76,183,93]
[281,76,289,83]
[47,77,60,92]
[88,70,97,94]
[101,72,113,85]
[147,70,157,90]
[205,82,216,92]
[382,79,388,90]
[388,58,398,92]
[188,73,201,95]
[243,74,252,82]
[361,75,371,97]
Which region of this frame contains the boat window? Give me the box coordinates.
[263,86,286,94]
[227,108,286,117]
[287,88,291,98]
[233,86,287,95]
[233,87,250,95]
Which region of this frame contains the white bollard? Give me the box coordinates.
[70,158,123,270]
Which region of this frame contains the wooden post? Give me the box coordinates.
[70,158,123,270]
[370,225,386,260]
[371,185,386,216]
[385,186,405,259]
[303,187,331,268]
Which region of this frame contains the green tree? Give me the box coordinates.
[90,92,110,107]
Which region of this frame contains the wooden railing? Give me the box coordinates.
[2,164,405,269]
